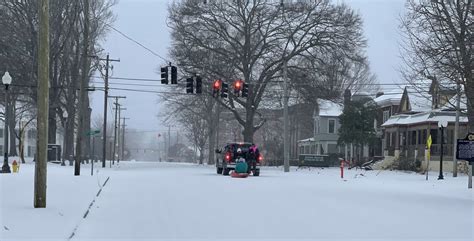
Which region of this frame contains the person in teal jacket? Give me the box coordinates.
[234,148,248,173]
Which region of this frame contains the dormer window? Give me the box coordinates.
[383,110,390,123]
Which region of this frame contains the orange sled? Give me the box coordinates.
[231,171,249,178]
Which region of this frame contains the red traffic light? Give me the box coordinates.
[234,79,243,91]
[213,80,222,90]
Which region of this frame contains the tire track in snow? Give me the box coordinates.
[68,176,110,240]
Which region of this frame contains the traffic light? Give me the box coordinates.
[196,76,202,94]
[212,80,221,97]
[160,67,168,84]
[233,79,243,96]
[186,77,193,94]
[171,66,178,84]
[242,83,249,97]
[221,82,228,98]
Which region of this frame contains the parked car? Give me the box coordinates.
[215,142,263,176]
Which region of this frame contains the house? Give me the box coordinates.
[297,99,343,156]
[373,89,403,157]
[380,82,468,172]
[0,118,65,160]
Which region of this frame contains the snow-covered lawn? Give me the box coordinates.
[1,161,473,241]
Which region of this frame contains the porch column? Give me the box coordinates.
[414,129,419,160]
[394,128,400,158]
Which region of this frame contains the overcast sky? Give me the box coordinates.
[90,0,406,133]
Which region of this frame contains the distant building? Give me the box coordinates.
[297,99,343,156]
[0,118,65,159]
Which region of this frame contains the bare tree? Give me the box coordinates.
[400,0,473,128]
[0,0,116,162]
[181,110,209,164]
[159,92,218,164]
[168,0,370,142]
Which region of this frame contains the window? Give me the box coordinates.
[386,132,391,147]
[411,131,416,145]
[383,110,390,123]
[328,119,336,134]
[0,145,3,154]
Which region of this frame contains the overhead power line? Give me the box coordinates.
[103,23,169,63]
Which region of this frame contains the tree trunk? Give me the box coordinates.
[207,101,219,165]
[243,108,255,143]
[466,78,474,132]
[19,137,25,163]
[207,126,216,165]
[84,95,91,160]
[199,146,204,165]
[48,106,57,144]
[64,111,75,165]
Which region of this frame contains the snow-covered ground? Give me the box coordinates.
[1,161,473,241]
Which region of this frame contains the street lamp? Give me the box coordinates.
[1,71,12,174]
[61,111,68,166]
[438,120,448,180]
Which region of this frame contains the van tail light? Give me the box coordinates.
[225,152,231,162]
[257,154,263,162]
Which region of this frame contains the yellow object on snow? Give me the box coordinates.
[12,160,19,173]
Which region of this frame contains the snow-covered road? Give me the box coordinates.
[1,161,473,241]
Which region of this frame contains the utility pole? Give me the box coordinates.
[34,0,49,208]
[114,106,126,163]
[115,103,120,164]
[109,96,125,165]
[453,82,461,177]
[74,0,90,176]
[122,117,130,161]
[98,54,120,168]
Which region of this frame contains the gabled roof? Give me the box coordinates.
[374,88,403,107]
[405,87,432,112]
[317,99,342,117]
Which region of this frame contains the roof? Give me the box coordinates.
[317,99,342,117]
[406,88,432,112]
[441,92,467,111]
[381,110,468,127]
[374,88,403,107]
[297,137,314,143]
